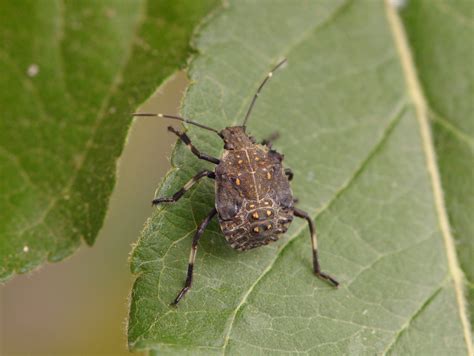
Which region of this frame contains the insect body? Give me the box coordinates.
[134,59,339,305]
[215,128,294,250]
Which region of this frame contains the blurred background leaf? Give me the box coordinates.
[1,73,187,355]
[0,0,219,280]
[128,0,473,354]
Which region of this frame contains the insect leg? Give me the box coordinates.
[293,207,339,287]
[284,168,294,181]
[152,170,215,205]
[261,132,280,148]
[168,126,220,164]
[172,208,217,305]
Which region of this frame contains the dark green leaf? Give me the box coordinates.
[0,0,219,281]
[128,0,473,354]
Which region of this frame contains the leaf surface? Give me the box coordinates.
[400,0,474,327]
[128,0,473,354]
[0,0,218,280]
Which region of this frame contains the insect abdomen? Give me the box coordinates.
[218,198,293,251]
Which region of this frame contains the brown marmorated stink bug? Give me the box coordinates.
[134,59,339,305]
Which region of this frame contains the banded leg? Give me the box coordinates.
[168,126,220,164]
[285,168,294,181]
[293,207,339,287]
[261,132,280,148]
[152,170,215,205]
[172,208,217,305]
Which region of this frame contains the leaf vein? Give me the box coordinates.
[429,109,474,148]
[381,283,445,355]
[35,0,148,252]
[385,2,473,353]
[221,100,407,353]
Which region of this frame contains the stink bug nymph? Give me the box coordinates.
[134,59,339,305]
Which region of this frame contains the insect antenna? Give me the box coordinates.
[242,58,287,128]
[132,113,221,135]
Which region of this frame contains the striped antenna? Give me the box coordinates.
[132,113,221,134]
[242,58,287,128]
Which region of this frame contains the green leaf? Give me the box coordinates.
[400,0,474,328]
[0,0,219,281]
[128,0,473,354]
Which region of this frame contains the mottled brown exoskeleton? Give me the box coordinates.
[134,59,339,305]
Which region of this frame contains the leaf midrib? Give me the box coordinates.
[30,0,147,252]
[385,0,473,353]
[135,0,473,352]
